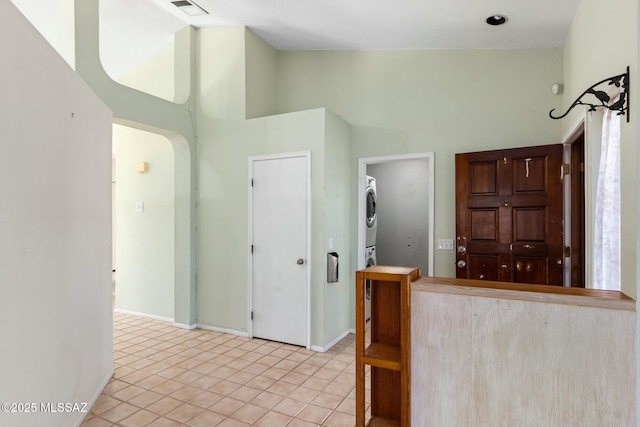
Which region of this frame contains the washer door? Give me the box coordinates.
[365,186,377,228]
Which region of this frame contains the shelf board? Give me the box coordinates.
[363,343,401,371]
[365,416,400,427]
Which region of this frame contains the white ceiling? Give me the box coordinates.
[100,0,581,76]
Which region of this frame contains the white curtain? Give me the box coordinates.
[593,106,621,290]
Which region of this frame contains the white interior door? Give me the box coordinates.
[250,153,309,347]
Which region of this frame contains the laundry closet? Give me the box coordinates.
[365,157,432,275]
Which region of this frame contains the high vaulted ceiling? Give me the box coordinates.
[100,0,580,76]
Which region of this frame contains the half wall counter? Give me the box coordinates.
[411,276,636,427]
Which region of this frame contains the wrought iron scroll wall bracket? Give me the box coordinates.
[549,66,630,123]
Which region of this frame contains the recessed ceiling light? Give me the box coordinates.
[486,15,508,26]
[172,0,208,16]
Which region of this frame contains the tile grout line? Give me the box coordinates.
[83,311,363,427]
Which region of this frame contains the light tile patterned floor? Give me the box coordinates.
[81,312,370,426]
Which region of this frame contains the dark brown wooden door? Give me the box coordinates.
[455,145,564,285]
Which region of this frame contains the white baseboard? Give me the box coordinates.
[197,323,250,337]
[310,329,353,353]
[114,308,174,323]
[74,370,114,427]
[113,309,248,336]
[173,322,197,330]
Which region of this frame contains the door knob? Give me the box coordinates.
[297,258,305,265]
[457,245,466,254]
[457,260,467,268]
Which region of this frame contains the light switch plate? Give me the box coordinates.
[135,201,144,212]
[438,239,454,250]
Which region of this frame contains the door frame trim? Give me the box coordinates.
[562,111,603,290]
[247,151,312,349]
[357,152,435,275]
[562,118,586,287]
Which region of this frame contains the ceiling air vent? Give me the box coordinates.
[172,0,208,16]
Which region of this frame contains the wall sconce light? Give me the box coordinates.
[549,66,630,122]
[135,162,148,173]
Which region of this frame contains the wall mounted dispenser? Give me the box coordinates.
[327,252,339,283]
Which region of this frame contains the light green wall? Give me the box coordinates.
[196,107,351,348]
[276,49,564,288]
[245,28,278,119]
[562,0,637,136]
[111,35,185,321]
[196,108,327,336]
[74,0,197,326]
[116,44,178,328]
[198,27,247,121]
[563,0,638,298]
[196,26,353,347]
[323,111,352,346]
[195,26,248,332]
[114,125,175,319]
[116,43,176,102]
[196,24,279,118]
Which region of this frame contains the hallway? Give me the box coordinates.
[81,312,366,426]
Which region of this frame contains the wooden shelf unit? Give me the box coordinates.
[355,266,420,427]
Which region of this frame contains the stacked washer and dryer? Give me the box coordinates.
[364,175,377,320]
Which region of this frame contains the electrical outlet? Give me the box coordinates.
[135,201,144,212]
[438,239,454,250]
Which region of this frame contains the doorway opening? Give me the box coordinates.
[357,153,435,276]
[564,124,586,287]
[112,124,176,321]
